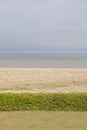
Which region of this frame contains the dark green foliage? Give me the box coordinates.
[0,93,87,111]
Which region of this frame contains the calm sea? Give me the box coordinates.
[0,53,87,68]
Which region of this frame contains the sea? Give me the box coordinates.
[0,52,87,68]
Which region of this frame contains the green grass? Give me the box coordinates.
[0,111,87,130]
[0,93,87,111]
[0,82,67,91]
[1,81,86,91]
[35,83,67,88]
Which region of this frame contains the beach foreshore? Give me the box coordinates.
[0,68,87,93]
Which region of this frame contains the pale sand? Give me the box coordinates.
[0,68,87,93]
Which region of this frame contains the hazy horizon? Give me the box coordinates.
[0,50,87,54]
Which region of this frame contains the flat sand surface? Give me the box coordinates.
[0,68,87,93]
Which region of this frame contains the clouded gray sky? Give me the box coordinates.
[0,0,87,52]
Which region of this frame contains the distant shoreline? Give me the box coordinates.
[0,53,87,68]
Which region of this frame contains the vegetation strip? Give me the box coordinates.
[0,93,87,111]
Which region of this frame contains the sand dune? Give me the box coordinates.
[0,68,87,93]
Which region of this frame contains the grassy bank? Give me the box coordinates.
[0,93,87,111]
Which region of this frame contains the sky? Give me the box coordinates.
[0,0,87,53]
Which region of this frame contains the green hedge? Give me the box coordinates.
[0,93,87,111]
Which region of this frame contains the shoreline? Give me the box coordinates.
[0,68,87,93]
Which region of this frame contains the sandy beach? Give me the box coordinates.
[0,68,87,93]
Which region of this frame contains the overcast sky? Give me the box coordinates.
[0,0,87,53]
